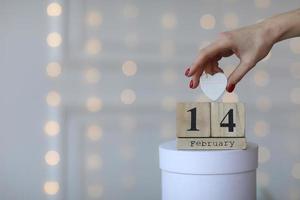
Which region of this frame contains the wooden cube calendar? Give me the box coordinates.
[176,102,247,150]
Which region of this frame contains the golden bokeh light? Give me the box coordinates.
[120,89,136,104]
[223,13,239,29]
[45,150,60,166]
[47,32,62,48]
[254,70,269,87]
[86,11,102,27]
[122,60,138,76]
[161,69,178,85]
[46,91,61,107]
[87,184,104,198]
[86,125,103,141]
[85,67,101,83]
[161,13,177,30]
[254,0,271,8]
[200,14,216,30]
[46,62,62,78]
[44,120,60,136]
[85,39,102,55]
[44,181,59,195]
[86,154,102,170]
[47,2,62,17]
[290,88,300,104]
[256,96,272,112]
[254,120,270,137]
[86,97,103,112]
[291,162,300,179]
[258,146,271,164]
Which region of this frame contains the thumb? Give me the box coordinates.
[226,59,255,93]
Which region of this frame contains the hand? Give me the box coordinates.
[185,23,275,92]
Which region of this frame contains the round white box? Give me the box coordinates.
[159,140,258,200]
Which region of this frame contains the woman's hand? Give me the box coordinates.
[186,23,275,92]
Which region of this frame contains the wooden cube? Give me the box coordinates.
[211,102,245,137]
[176,102,210,138]
[176,137,247,150]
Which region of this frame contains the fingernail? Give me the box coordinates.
[189,80,193,88]
[227,83,235,93]
[185,68,190,76]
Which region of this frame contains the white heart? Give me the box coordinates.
[200,72,227,101]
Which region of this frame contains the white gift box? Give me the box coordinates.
[159,140,258,200]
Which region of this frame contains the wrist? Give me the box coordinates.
[260,16,287,44]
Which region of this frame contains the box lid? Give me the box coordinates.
[159,140,258,174]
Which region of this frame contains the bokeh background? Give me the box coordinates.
[1,0,300,200]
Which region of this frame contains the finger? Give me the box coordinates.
[226,60,255,92]
[188,41,228,77]
[213,66,224,74]
[191,61,217,89]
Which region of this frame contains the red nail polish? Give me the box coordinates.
[227,84,235,93]
[185,68,190,76]
[189,80,193,88]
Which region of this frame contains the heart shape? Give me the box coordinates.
[200,72,227,101]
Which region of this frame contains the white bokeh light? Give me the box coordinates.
[200,14,216,30]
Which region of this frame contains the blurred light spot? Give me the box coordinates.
[44,181,59,195]
[86,125,102,141]
[292,163,300,179]
[222,92,239,102]
[85,39,102,55]
[45,151,60,166]
[47,2,62,17]
[46,91,61,107]
[125,33,139,48]
[86,154,102,170]
[86,97,103,112]
[160,40,176,57]
[120,145,135,160]
[223,13,239,29]
[122,60,137,76]
[290,62,300,79]
[123,4,139,18]
[262,52,271,62]
[85,67,100,83]
[120,115,137,132]
[46,62,61,78]
[257,171,270,187]
[122,175,136,190]
[290,88,300,104]
[161,96,176,111]
[161,13,177,30]
[254,0,271,8]
[200,14,216,30]
[87,184,104,198]
[289,38,300,54]
[162,69,178,85]
[254,70,269,87]
[258,146,271,163]
[44,121,60,136]
[254,120,270,137]
[47,32,62,47]
[86,11,102,27]
[256,96,272,112]
[160,123,174,139]
[120,89,136,104]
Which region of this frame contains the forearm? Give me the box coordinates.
[261,9,300,43]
